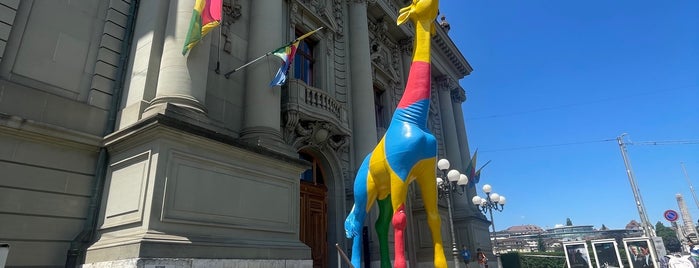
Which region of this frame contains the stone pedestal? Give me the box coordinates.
[456,215,492,264]
[83,114,311,267]
[82,258,312,268]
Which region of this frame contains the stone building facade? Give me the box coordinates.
[0,0,492,267]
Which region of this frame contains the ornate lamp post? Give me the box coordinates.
[472,184,506,268]
[437,158,469,268]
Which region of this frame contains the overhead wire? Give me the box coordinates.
[481,138,616,153]
[466,84,697,120]
[480,138,699,153]
[628,140,699,146]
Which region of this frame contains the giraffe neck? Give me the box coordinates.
[412,20,432,63]
[395,20,432,127]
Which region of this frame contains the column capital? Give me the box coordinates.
[436,75,456,92]
[436,75,466,103]
[451,87,466,103]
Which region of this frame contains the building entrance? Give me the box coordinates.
[299,151,328,267]
[300,182,327,268]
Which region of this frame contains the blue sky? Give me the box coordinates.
[440,0,699,230]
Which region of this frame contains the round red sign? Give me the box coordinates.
[664,210,679,222]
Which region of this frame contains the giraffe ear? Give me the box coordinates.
[397,7,411,25]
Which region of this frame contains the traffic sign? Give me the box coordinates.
[664,210,679,222]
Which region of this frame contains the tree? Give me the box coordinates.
[538,235,546,252]
[566,218,573,226]
[656,221,682,253]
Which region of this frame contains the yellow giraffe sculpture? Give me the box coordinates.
[344,0,446,267]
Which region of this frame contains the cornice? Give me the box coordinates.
[433,25,473,78]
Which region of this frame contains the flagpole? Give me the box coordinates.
[223,27,323,79]
[215,22,223,74]
[224,51,274,78]
[479,160,492,170]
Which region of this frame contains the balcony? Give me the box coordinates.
[281,80,350,150]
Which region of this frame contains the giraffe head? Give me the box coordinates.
[397,0,439,29]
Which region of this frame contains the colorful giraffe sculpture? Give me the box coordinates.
[344,0,446,268]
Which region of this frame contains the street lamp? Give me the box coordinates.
[437,158,469,268]
[472,184,506,268]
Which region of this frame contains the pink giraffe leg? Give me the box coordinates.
[393,204,408,268]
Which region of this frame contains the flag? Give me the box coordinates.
[269,41,300,87]
[472,160,491,185]
[182,0,222,55]
[464,150,478,187]
[269,27,323,87]
[464,150,478,180]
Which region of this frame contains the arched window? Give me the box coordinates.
[299,151,325,185]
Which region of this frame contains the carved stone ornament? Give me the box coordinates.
[333,0,344,36]
[284,113,350,152]
[221,0,242,54]
[427,85,446,170]
[428,83,440,117]
[293,0,342,38]
[369,17,402,89]
[399,37,413,55]
[310,0,326,14]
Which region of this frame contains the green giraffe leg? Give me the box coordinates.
[375,196,393,268]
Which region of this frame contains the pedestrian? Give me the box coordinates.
[477,248,488,268]
[461,245,472,266]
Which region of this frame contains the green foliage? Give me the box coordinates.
[566,218,573,226]
[656,221,682,252]
[501,252,522,268]
[518,252,566,268]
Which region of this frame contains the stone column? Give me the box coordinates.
[348,1,380,265]
[448,84,490,258]
[143,0,211,117]
[240,0,292,155]
[436,76,463,267]
[349,0,377,160]
[437,76,463,171]
[451,86,480,215]
[452,87,470,176]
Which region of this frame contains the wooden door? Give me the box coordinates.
[300,182,328,268]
